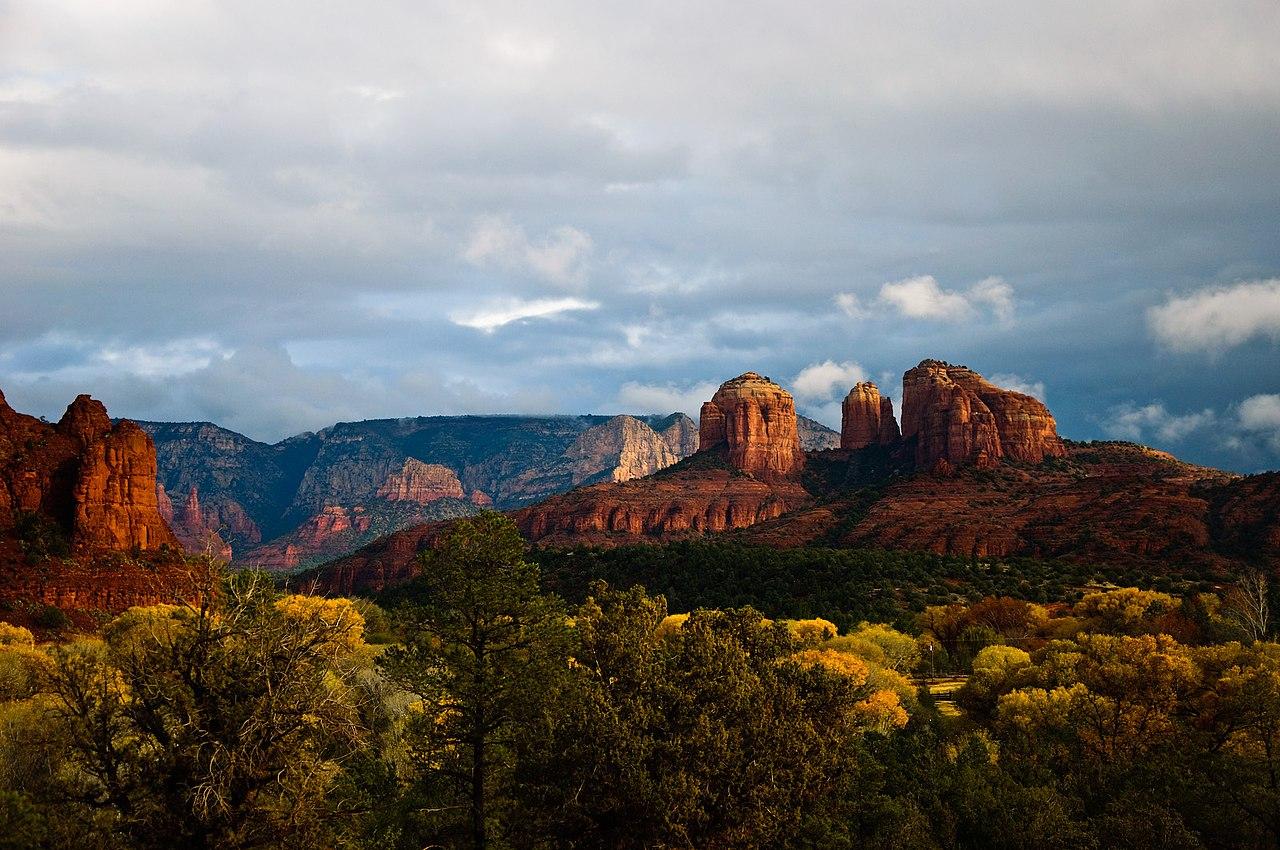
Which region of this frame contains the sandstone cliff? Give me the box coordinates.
[376,458,466,502]
[899,360,1064,470]
[840,382,900,450]
[512,467,811,547]
[0,388,194,619]
[697,372,804,480]
[0,390,177,552]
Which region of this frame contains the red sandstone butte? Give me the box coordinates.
[697,372,804,480]
[1,389,178,552]
[899,360,1065,470]
[840,382,900,450]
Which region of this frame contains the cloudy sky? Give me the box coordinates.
[2,1,1279,471]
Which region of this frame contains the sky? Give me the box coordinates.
[1,1,1279,472]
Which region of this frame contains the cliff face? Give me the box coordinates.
[376,459,466,502]
[564,415,679,484]
[899,360,1064,470]
[651,413,699,458]
[840,382,900,450]
[798,416,841,451]
[0,390,177,553]
[512,469,810,547]
[0,388,192,618]
[143,412,698,569]
[697,372,804,480]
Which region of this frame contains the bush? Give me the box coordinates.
[32,605,69,631]
[12,513,69,562]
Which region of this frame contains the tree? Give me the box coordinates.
[43,574,373,849]
[1222,568,1272,642]
[378,512,571,850]
[515,583,877,849]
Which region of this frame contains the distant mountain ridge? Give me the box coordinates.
[138,411,739,570]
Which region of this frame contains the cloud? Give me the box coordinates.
[834,292,869,319]
[988,373,1045,401]
[449,297,599,333]
[876,275,1015,323]
[1238,393,1280,453]
[615,380,719,417]
[1148,279,1280,353]
[791,360,867,401]
[1103,402,1217,443]
[463,216,594,287]
[339,85,404,103]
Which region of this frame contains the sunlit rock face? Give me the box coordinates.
[900,360,1065,470]
[840,382,900,450]
[0,389,178,552]
[697,372,804,480]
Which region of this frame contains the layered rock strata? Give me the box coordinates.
[697,372,804,479]
[0,390,178,552]
[899,360,1064,470]
[840,382,900,450]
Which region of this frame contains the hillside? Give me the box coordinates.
[141,411,701,570]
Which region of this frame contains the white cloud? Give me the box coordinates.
[1104,402,1217,443]
[791,360,867,401]
[877,275,1015,323]
[1148,279,1280,353]
[463,216,593,287]
[450,297,599,333]
[1239,393,1280,431]
[989,373,1045,401]
[615,380,719,417]
[96,338,231,378]
[970,276,1015,324]
[834,292,869,319]
[1238,394,1280,454]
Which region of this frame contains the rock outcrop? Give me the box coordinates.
[71,417,179,551]
[899,360,1065,470]
[697,372,804,480]
[798,416,841,451]
[564,416,679,484]
[652,413,699,458]
[0,390,178,552]
[512,469,810,547]
[376,459,466,502]
[840,382,900,450]
[0,388,192,618]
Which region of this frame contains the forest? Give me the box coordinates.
[0,513,1277,849]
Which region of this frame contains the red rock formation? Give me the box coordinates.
[697,372,804,480]
[245,505,374,571]
[71,418,180,551]
[0,390,178,552]
[513,470,810,546]
[0,388,193,615]
[157,485,233,560]
[899,360,1064,470]
[840,382,900,449]
[303,522,449,596]
[376,459,466,502]
[469,490,494,507]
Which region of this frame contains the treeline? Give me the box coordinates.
[529,541,1221,631]
[0,514,1276,848]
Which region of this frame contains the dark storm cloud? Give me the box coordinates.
[2,1,1279,468]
